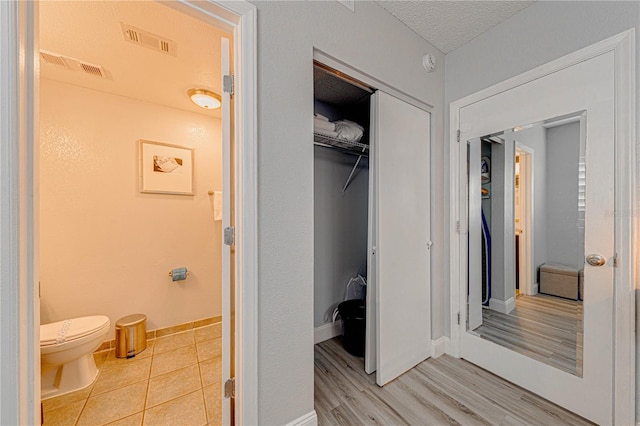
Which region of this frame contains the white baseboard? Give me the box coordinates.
[314,320,342,345]
[431,336,450,358]
[489,296,515,314]
[285,410,318,426]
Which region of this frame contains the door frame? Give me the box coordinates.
[514,142,534,296]
[448,29,636,424]
[0,0,258,424]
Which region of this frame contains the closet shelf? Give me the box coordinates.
[313,133,369,157]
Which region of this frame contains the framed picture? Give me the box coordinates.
[139,140,194,195]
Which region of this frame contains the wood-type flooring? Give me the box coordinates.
[314,338,592,425]
[475,294,582,376]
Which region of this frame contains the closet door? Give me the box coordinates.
[373,91,431,386]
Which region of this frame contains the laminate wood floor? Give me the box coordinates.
[314,338,593,425]
[474,294,583,376]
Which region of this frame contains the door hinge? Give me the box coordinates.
[457,129,461,143]
[457,312,461,325]
[223,74,234,95]
[614,253,618,267]
[224,378,236,399]
[456,220,460,234]
[427,240,433,251]
[224,227,235,246]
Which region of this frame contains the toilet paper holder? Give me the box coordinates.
[168,267,190,281]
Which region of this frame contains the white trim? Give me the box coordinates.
[314,321,342,345]
[285,411,318,426]
[488,297,515,315]
[1,1,39,424]
[449,29,636,424]
[431,336,450,359]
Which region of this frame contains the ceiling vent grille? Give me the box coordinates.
[40,50,107,79]
[121,23,177,56]
[40,51,68,68]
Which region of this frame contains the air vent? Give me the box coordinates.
[121,23,177,56]
[39,50,107,79]
[40,51,68,68]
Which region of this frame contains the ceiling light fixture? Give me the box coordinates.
[187,88,221,110]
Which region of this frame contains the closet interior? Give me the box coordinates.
[313,61,373,368]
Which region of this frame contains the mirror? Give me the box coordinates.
[467,112,585,377]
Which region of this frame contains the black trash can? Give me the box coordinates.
[338,299,366,357]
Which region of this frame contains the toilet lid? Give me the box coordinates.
[40,315,110,346]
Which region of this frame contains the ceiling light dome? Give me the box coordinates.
[187,88,221,110]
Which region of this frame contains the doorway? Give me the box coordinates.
[449,31,636,425]
[1,1,257,424]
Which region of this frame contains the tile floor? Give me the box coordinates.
[42,323,222,426]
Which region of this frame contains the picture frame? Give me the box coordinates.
[139,139,194,195]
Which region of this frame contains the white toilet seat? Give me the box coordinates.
[41,315,110,347]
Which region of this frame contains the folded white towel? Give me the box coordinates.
[334,120,364,142]
[314,117,335,132]
[314,128,339,138]
[314,113,330,122]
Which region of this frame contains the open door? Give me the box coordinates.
[373,91,431,386]
[221,36,233,426]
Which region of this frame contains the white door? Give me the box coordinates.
[373,91,431,386]
[459,52,614,424]
[220,36,232,426]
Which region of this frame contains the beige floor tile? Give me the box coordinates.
[142,390,207,426]
[146,364,202,408]
[196,338,221,362]
[194,324,221,343]
[42,382,93,412]
[94,350,110,368]
[105,412,143,426]
[77,381,147,426]
[43,399,85,426]
[203,384,222,425]
[153,330,195,355]
[91,357,152,396]
[199,357,222,387]
[150,344,198,378]
[102,341,155,369]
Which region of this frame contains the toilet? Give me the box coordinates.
[40,315,110,399]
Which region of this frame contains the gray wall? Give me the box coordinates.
[314,147,369,327]
[249,1,445,423]
[546,122,582,269]
[444,1,640,421]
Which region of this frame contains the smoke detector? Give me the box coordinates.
[121,23,177,56]
[40,50,107,78]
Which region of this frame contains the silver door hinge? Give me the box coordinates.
[224,227,235,246]
[456,221,460,234]
[457,130,461,143]
[427,240,433,251]
[224,378,236,399]
[457,312,461,325]
[614,253,618,267]
[223,74,234,95]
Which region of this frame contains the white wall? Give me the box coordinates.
[39,79,222,336]
[546,122,582,269]
[444,1,640,421]
[249,1,445,423]
[314,147,368,327]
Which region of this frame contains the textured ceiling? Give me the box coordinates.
[375,1,535,54]
[39,0,231,117]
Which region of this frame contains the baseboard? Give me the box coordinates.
[285,410,318,426]
[489,296,516,314]
[431,336,450,358]
[314,320,342,345]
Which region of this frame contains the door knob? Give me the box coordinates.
[586,254,606,267]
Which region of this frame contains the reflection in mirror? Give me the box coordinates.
[467,113,585,377]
